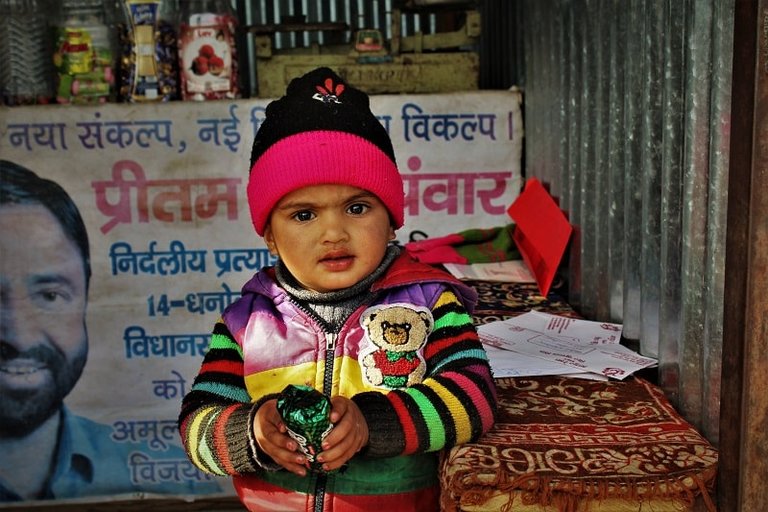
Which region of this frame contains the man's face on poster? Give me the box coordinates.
[0,203,88,437]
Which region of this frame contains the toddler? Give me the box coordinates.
[179,67,497,511]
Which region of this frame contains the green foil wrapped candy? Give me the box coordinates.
[276,384,333,472]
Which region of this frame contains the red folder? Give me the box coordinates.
[506,178,572,296]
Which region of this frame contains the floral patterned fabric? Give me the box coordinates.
[465,280,580,326]
[439,280,718,512]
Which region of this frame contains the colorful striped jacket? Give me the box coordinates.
[178,252,497,511]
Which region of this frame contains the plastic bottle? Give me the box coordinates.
[117,0,179,102]
[177,0,239,101]
[0,0,54,105]
[52,0,117,104]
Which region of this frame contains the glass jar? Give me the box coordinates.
[0,0,54,105]
[177,0,239,101]
[117,0,179,102]
[52,0,117,104]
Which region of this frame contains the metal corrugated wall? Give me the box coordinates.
[519,0,732,442]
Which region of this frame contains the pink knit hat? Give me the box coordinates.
[247,67,404,236]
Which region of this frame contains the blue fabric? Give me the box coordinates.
[0,407,226,502]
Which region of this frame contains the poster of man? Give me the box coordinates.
[0,160,224,501]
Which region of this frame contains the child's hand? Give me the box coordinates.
[253,399,309,476]
[317,396,369,472]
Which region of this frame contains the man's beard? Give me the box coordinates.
[0,343,87,437]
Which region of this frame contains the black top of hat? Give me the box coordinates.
[249,67,396,170]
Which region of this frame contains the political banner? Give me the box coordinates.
[0,90,522,505]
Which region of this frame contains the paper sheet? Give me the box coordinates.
[482,344,605,379]
[443,260,536,282]
[478,311,657,380]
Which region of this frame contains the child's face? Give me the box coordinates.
[264,184,396,293]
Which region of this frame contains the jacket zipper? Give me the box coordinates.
[313,473,328,512]
[313,332,337,512]
[322,333,337,394]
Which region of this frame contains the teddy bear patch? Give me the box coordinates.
[359,304,433,389]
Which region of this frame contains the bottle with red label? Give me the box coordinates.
[177,0,239,101]
[52,0,117,104]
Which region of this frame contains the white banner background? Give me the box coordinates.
[0,90,522,503]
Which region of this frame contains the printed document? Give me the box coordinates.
[479,311,657,380]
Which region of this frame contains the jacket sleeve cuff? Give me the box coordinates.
[247,393,283,471]
[352,391,406,458]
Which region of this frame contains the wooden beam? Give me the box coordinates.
[720,0,767,510]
